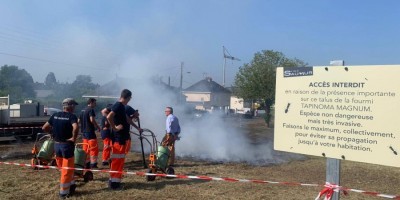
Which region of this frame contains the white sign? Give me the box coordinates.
[274,65,400,167]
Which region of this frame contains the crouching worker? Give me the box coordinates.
[42,98,79,199]
[162,106,181,167]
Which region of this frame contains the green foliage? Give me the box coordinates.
[0,65,100,107]
[234,50,307,102]
[233,50,307,126]
[0,65,36,103]
[44,72,57,88]
[50,75,99,100]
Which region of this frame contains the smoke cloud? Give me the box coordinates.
[114,60,302,165]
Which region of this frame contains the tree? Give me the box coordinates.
[233,50,307,126]
[0,65,36,103]
[45,72,57,88]
[71,75,99,94]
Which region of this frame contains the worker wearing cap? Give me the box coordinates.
[106,89,133,190]
[162,106,181,166]
[42,98,79,199]
[79,98,101,168]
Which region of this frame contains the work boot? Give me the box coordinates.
[102,161,109,166]
[70,184,76,194]
[109,182,123,190]
[90,163,98,169]
[59,193,69,199]
[85,162,91,169]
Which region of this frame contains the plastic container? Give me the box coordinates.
[156,146,170,170]
[37,139,55,160]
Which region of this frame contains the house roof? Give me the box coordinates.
[183,77,231,93]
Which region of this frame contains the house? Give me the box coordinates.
[230,96,252,114]
[34,89,54,98]
[83,76,183,104]
[182,77,231,111]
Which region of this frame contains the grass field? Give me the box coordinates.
[0,117,399,200]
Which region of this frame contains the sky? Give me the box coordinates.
[0,0,400,88]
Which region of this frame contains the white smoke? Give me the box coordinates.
[114,63,301,165]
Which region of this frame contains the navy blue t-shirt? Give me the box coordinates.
[100,116,109,129]
[80,107,96,133]
[100,116,112,139]
[48,112,78,142]
[125,105,136,118]
[112,102,130,144]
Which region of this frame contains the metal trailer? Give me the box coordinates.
[0,95,49,141]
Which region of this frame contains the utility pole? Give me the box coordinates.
[180,62,184,103]
[180,62,183,91]
[222,46,240,87]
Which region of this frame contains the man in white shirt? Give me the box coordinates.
[162,106,181,166]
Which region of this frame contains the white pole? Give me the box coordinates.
[223,57,226,87]
[223,46,226,87]
[180,62,184,103]
[7,94,10,125]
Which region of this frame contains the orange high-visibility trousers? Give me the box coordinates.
[83,138,89,153]
[56,157,75,196]
[109,141,127,183]
[83,138,90,165]
[124,139,131,163]
[83,138,99,166]
[102,138,112,163]
[88,139,99,165]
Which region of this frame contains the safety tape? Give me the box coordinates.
[0,126,41,130]
[0,161,399,199]
[315,182,348,200]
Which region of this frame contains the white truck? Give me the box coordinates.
[0,95,49,141]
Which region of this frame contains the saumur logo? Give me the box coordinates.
[283,67,313,77]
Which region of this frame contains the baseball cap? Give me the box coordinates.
[62,98,79,106]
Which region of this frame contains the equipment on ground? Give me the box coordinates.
[74,143,94,182]
[131,129,175,181]
[30,133,56,170]
[137,117,147,168]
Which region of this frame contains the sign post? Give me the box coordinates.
[326,61,344,200]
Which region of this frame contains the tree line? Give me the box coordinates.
[0,49,307,126]
[0,65,99,105]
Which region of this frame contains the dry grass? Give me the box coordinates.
[0,118,399,200]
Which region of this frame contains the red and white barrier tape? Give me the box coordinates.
[0,126,41,130]
[315,182,348,200]
[0,161,399,199]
